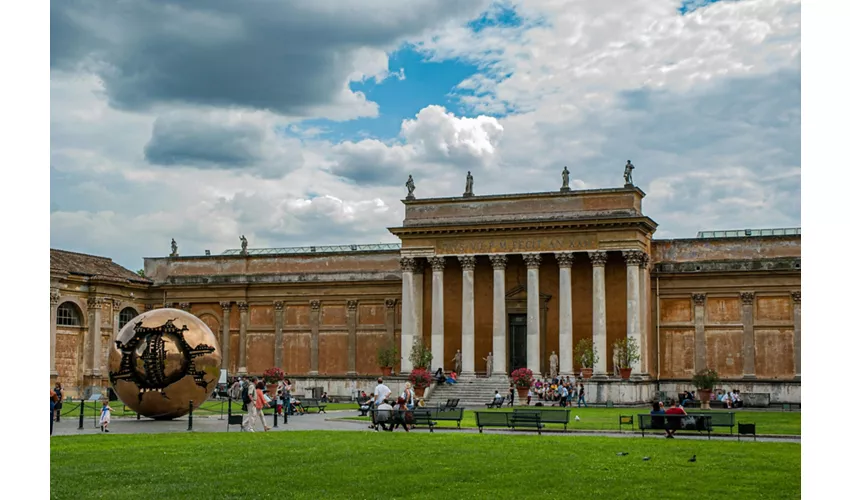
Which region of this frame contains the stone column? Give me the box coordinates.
[623,250,644,372]
[693,293,707,372]
[237,302,249,375]
[309,300,321,375]
[639,254,650,375]
[220,302,232,372]
[428,256,446,373]
[523,253,542,376]
[490,255,508,377]
[741,292,756,379]
[413,260,424,340]
[400,257,416,373]
[459,255,477,376]
[88,297,104,376]
[346,300,358,376]
[589,251,608,376]
[555,253,574,377]
[791,291,801,379]
[274,301,284,369]
[50,290,60,376]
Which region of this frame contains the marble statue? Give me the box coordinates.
[463,171,474,197]
[240,235,248,255]
[624,160,634,186]
[561,166,571,191]
[483,352,493,378]
[405,175,415,199]
[453,349,462,373]
[170,238,178,257]
[549,351,559,378]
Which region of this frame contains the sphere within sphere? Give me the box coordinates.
[108,308,221,420]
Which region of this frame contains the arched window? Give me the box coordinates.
[119,307,139,329]
[57,302,82,327]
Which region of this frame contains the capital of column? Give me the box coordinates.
[220,301,232,311]
[791,291,801,304]
[459,255,476,271]
[237,301,249,312]
[740,292,755,305]
[310,300,321,311]
[384,298,397,309]
[179,302,191,311]
[692,293,706,306]
[427,256,446,272]
[522,253,542,269]
[273,301,284,311]
[639,253,650,269]
[112,299,122,309]
[622,250,646,266]
[346,299,359,311]
[50,290,60,306]
[87,297,104,309]
[555,252,574,268]
[588,250,608,267]
[489,254,508,270]
[399,256,417,272]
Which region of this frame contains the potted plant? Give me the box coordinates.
[262,367,285,395]
[511,368,534,400]
[376,343,397,377]
[692,368,720,409]
[574,338,598,379]
[408,368,432,398]
[408,337,433,370]
[614,337,640,380]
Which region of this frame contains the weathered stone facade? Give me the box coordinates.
[52,186,801,402]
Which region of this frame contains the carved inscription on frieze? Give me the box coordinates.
[437,235,597,255]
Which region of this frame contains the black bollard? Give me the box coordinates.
[78,400,84,430]
[188,400,194,431]
[273,407,278,428]
[137,410,141,420]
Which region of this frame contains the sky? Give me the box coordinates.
[49,0,801,271]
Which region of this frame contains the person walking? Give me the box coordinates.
[242,377,259,432]
[228,377,242,400]
[577,383,588,408]
[50,389,58,435]
[99,400,113,432]
[255,381,271,432]
[53,383,64,422]
[402,382,415,409]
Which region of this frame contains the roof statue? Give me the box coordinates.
[624,160,634,186]
[561,166,571,192]
[406,174,415,200]
[463,171,474,197]
[240,235,248,255]
[170,238,178,257]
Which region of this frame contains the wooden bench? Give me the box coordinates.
[423,407,464,428]
[300,398,327,414]
[439,399,460,411]
[475,411,511,433]
[638,414,713,439]
[412,409,436,433]
[687,411,735,434]
[509,412,543,435]
[485,398,505,409]
[513,408,571,431]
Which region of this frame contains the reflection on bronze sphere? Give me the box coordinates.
[108,308,221,420]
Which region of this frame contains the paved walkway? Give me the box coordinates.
[51,410,799,443]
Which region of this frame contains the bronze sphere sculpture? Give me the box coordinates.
[107,308,221,420]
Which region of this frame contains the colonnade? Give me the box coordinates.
[400,250,650,378]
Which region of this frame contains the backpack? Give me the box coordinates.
[242,384,251,405]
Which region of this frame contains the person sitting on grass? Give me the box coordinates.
[663,400,687,438]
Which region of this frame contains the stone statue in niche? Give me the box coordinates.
[463,171,474,197]
[483,352,493,378]
[453,349,462,373]
[549,351,559,377]
[405,174,415,200]
[624,160,634,186]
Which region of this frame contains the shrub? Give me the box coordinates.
[408,368,432,389]
[377,343,398,367]
[409,337,433,369]
[263,367,285,384]
[511,368,534,388]
[574,338,598,369]
[692,368,720,390]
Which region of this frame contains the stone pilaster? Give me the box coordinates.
[555,253,574,376]
[791,291,801,379]
[400,257,416,373]
[692,293,707,372]
[490,255,508,377]
[309,300,321,375]
[589,251,608,376]
[623,250,644,372]
[87,297,104,377]
[428,256,446,373]
[741,292,756,379]
[523,253,542,376]
[274,301,284,369]
[639,253,650,374]
[50,290,60,376]
[384,299,397,363]
[413,260,424,341]
[346,300,358,376]
[220,302,232,372]
[459,255,477,376]
[237,302,249,375]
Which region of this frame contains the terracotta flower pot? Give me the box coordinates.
[414,386,425,398]
[517,387,529,401]
[698,389,713,410]
[380,366,392,376]
[581,368,593,379]
[619,368,632,380]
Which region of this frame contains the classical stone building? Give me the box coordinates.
[51,185,801,403]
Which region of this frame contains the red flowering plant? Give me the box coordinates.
[408,368,433,389]
[263,367,285,384]
[511,368,534,388]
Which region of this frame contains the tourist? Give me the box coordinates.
[663,400,687,438]
[650,401,666,431]
[242,377,259,432]
[282,379,294,415]
[558,383,567,407]
[50,388,58,435]
[491,390,503,406]
[392,396,412,432]
[565,382,573,407]
[360,393,376,413]
[577,384,587,408]
[53,382,64,422]
[732,390,743,408]
[446,372,458,385]
[434,368,446,384]
[681,391,694,407]
[255,381,271,432]
[228,377,242,400]
[99,400,113,433]
[374,377,391,405]
[373,399,394,432]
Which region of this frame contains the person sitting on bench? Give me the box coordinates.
[663,401,687,438]
[360,393,375,412]
[490,390,503,406]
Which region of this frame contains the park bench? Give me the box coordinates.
[412,408,436,433]
[638,414,713,439]
[513,408,571,431]
[475,411,511,433]
[687,411,735,434]
[485,398,505,409]
[358,401,374,417]
[300,398,327,414]
[421,407,464,428]
[439,399,460,411]
[509,411,543,435]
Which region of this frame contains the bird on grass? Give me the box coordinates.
[575,415,580,421]
[616,452,629,456]
[688,455,697,463]
[643,457,651,461]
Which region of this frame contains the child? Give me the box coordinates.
[99,401,113,432]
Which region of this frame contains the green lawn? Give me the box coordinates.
[59,400,357,418]
[50,431,800,499]
[344,407,801,435]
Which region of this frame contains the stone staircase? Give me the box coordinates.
[426,377,513,407]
